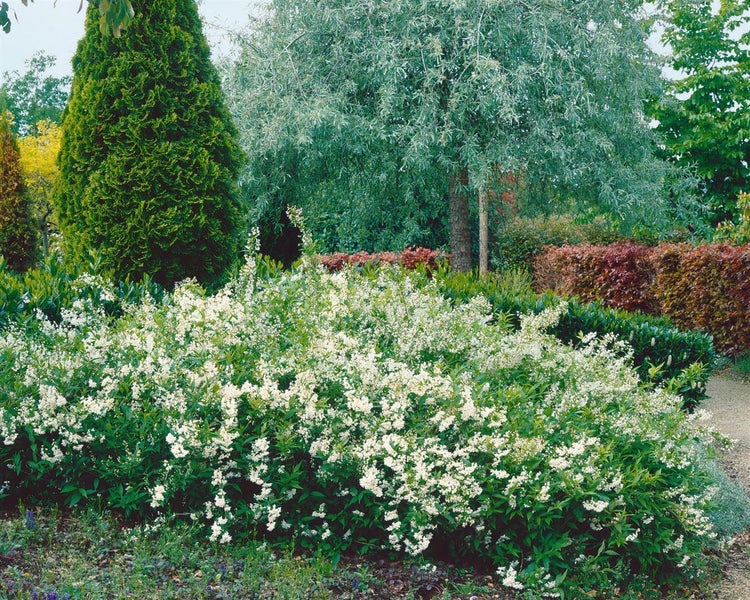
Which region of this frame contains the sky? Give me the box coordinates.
[0,0,256,77]
[0,1,747,80]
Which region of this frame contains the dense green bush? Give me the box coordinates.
[0,112,36,272]
[0,252,163,332]
[0,248,729,597]
[434,269,715,409]
[55,0,244,289]
[491,214,620,269]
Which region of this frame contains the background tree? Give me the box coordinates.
[650,0,749,225]
[226,0,696,271]
[1,0,133,36]
[18,119,61,255]
[0,110,36,271]
[55,0,244,288]
[1,53,71,136]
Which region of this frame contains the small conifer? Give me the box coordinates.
[56,0,244,287]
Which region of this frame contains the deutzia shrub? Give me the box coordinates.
[0,247,727,595]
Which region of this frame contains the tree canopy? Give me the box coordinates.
[225,0,696,269]
[1,0,133,35]
[650,0,749,224]
[0,53,71,136]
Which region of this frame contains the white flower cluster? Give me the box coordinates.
[0,251,723,592]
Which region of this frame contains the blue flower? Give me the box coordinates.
[24,509,36,531]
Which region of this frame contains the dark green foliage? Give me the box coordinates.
[56,0,244,288]
[0,112,36,272]
[0,251,163,332]
[434,269,716,409]
[491,214,621,270]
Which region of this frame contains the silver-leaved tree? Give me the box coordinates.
[225,0,697,271]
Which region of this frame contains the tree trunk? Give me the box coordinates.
[478,187,488,279]
[449,168,472,272]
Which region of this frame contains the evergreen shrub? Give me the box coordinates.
[0,112,37,272]
[55,0,243,288]
[0,252,163,332]
[491,214,620,269]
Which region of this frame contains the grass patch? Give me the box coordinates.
[0,506,744,600]
[0,506,516,600]
[0,506,334,599]
[732,353,750,381]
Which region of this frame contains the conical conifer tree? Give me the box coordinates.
[0,111,37,272]
[56,0,244,287]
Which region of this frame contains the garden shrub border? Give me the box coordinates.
[318,250,716,409]
[0,252,727,597]
[534,242,749,358]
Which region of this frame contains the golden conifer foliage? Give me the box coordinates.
[18,120,62,255]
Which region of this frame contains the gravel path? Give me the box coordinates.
[706,375,750,495]
[702,374,750,599]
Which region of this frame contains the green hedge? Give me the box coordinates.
[434,269,716,409]
[0,253,163,331]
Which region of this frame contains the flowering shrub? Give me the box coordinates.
[435,269,715,410]
[0,246,727,596]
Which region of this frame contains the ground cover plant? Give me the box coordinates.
[0,235,736,597]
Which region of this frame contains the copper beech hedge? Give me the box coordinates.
[534,243,750,356]
[317,247,448,272]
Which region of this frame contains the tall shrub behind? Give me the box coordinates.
[652,244,750,356]
[18,120,62,256]
[56,0,244,288]
[0,111,36,272]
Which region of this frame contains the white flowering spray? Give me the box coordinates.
[0,248,728,596]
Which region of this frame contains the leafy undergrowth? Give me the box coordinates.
[0,507,738,600]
